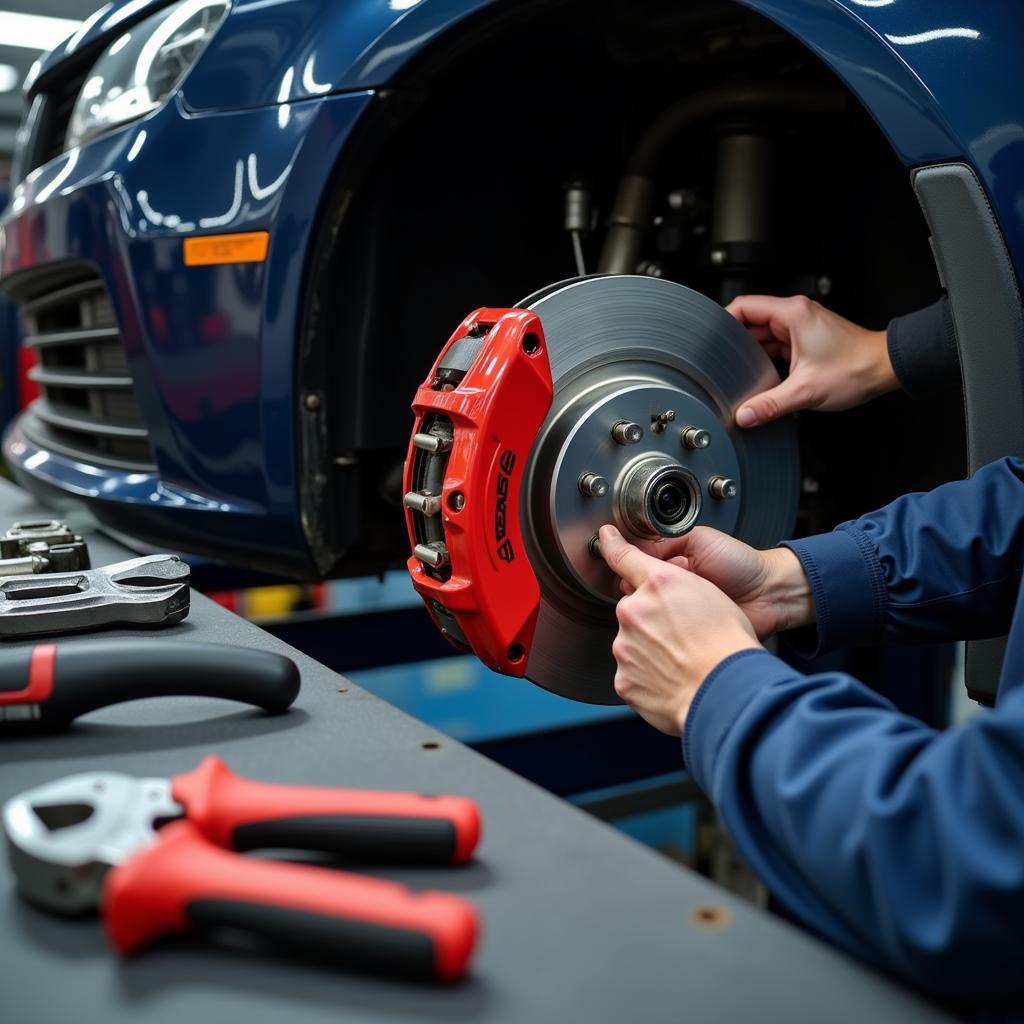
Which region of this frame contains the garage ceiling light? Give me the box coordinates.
[0,62,19,92]
[0,11,81,51]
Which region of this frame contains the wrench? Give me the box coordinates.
[0,555,190,638]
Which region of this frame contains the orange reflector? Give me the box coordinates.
[183,231,269,266]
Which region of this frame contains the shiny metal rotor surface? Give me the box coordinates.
[519,275,798,704]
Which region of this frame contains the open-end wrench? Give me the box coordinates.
[0,555,190,638]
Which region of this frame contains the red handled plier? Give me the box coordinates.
[3,757,481,981]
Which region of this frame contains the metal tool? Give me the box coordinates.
[0,519,90,576]
[403,275,799,703]
[0,639,300,729]
[0,554,189,638]
[4,757,480,981]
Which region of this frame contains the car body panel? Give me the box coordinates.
[5,0,1023,574]
[3,89,373,571]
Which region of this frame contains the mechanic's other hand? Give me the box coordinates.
[726,294,897,427]
[599,525,761,736]
[639,527,813,640]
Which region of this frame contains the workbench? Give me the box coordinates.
[0,480,955,1023]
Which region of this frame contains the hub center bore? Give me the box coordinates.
[618,457,702,538]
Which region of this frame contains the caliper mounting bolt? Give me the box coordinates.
[681,427,711,450]
[403,491,441,516]
[708,476,738,500]
[412,432,452,455]
[578,473,610,498]
[612,421,644,445]
[413,542,450,569]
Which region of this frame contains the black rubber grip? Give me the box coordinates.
[185,899,436,979]
[0,649,32,692]
[231,816,457,864]
[34,640,300,727]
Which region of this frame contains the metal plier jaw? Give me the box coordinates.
[3,757,481,981]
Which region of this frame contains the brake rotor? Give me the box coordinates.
[403,275,798,704]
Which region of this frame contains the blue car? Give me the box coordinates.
[1,0,1020,576]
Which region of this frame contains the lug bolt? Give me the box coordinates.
[578,473,610,498]
[651,409,676,435]
[587,535,602,559]
[612,420,644,445]
[304,394,321,411]
[413,542,450,569]
[708,476,738,500]
[681,427,711,450]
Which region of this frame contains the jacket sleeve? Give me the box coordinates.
[684,649,1024,1001]
[887,297,960,399]
[782,457,1024,654]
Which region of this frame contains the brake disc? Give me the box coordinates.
[403,275,798,704]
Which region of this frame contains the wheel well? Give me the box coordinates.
[300,0,964,575]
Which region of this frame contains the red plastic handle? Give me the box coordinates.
[172,757,481,864]
[104,821,477,982]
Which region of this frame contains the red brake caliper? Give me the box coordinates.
[403,309,554,675]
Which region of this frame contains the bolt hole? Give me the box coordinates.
[689,904,730,930]
[507,643,525,663]
[449,491,465,512]
[522,333,541,355]
[422,740,441,750]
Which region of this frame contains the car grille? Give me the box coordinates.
[8,266,156,472]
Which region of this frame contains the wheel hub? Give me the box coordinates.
[403,276,799,704]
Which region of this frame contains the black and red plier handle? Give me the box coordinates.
[105,757,482,982]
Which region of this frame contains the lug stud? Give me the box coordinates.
[708,476,738,500]
[612,421,644,445]
[681,427,711,450]
[578,473,610,498]
[587,535,602,559]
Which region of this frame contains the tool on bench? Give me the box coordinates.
[0,519,90,576]
[4,756,481,981]
[0,554,189,638]
[403,275,799,703]
[0,639,300,729]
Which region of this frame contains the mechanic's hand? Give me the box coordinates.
[726,294,897,427]
[599,524,761,736]
[638,527,815,640]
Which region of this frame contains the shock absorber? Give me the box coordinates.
[709,127,776,304]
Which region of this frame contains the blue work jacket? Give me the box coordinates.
[683,456,1024,1008]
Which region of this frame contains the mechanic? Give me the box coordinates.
[599,293,1024,1009]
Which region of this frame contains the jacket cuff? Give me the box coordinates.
[780,528,887,656]
[886,297,959,399]
[683,649,798,793]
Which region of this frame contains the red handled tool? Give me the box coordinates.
[0,639,300,731]
[3,757,481,981]
[402,308,553,675]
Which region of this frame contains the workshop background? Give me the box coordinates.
[0,0,979,880]
[0,0,1012,1018]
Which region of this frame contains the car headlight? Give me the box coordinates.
[65,0,229,150]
